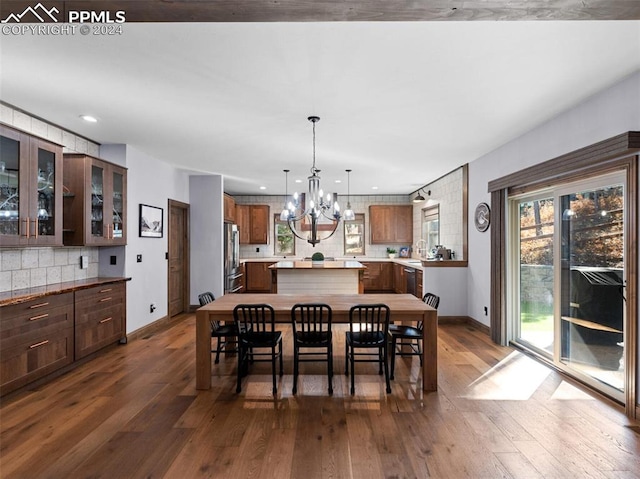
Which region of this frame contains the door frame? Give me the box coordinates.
[489,131,639,418]
[168,199,190,316]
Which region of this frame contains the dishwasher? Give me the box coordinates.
[405,268,416,296]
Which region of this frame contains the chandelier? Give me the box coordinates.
[281,116,341,246]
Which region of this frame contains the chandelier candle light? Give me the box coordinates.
[282,116,341,246]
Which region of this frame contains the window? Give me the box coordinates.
[344,213,365,255]
[421,205,439,254]
[274,215,295,255]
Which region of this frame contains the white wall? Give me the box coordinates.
[190,175,224,303]
[100,144,190,334]
[466,70,640,330]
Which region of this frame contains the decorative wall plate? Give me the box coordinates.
[474,202,491,232]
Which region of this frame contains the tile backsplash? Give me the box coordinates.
[0,247,99,292]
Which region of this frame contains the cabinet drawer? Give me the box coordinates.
[0,326,74,395]
[75,283,125,303]
[75,308,125,359]
[74,283,126,359]
[0,292,74,345]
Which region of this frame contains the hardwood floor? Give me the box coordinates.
[1,314,639,478]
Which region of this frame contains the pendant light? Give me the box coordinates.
[280,169,290,221]
[286,116,341,246]
[343,169,355,221]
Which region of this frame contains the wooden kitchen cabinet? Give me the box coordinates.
[416,268,423,299]
[362,262,393,293]
[393,263,407,294]
[224,193,236,223]
[0,124,63,247]
[0,292,74,395]
[63,154,127,246]
[237,204,269,244]
[244,261,276,293]
[74,283,126,359]
[369,205,413,244]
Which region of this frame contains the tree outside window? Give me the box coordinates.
[274,215,295,255]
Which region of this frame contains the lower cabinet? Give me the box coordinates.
[244,261,276,293]
[0,292,75,395]
[362,262,394,293]
[75,283,126,359]
[0,280,127,396]
[394,263,407,294]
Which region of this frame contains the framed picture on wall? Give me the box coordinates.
[139,204,163,238]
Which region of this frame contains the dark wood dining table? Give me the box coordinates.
[195,293,438,392]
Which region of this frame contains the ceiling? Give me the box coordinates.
[1,17,639,196]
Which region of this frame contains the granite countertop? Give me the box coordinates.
[0,277,131,307]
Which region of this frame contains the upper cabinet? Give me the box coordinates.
[0,125,63,247]
[224,194,236,223]
[236,204,269,244]
[369,205,413,244]
[63,154,127,246]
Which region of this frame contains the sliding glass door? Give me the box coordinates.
[511,173,626,401]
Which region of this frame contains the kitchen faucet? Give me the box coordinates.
[415,239,427,259]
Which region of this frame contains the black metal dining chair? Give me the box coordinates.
[345,303,392,395]
[291,303,333,395]
[198,292,238,364]
[388,292,440,380]
[233,303,283,395]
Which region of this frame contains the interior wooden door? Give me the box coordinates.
[168,200,190,317]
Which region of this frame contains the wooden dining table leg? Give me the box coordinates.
[196,309,212,389]
[422,308,438,392]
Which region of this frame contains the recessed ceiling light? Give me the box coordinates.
[335,179,342,183]
[80,115,98,123]
[295,179,302,183]
[372,186,379,190]
[259,186,267,190]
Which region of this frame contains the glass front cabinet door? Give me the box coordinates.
[0,124,63,247]
[63,154,127,246]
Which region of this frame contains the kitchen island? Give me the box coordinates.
[269,260,366,294]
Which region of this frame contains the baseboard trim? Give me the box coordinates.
[126,313,190,342]
[439,315,490,335]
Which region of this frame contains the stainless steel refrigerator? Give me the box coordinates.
[224,223,243,293]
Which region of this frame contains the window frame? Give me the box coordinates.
[273,214,295,256]
[343,213,365,256]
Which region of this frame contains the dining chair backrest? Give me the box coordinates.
[198,291,215,306]
[233,303,276,334]
[349,304,390,339]
[291,303,332,336]
[198,291,221,330]
[417,293,440,332]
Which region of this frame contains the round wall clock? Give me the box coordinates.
[474,202,491,232]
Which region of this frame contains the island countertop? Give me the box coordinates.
[269,260,366,270]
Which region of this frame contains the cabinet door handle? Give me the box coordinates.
[29,302,49,309]
[32,218,38,239]
[29,340,49,349]
[99,317,113,323]
[99,297,112,302]
[22,217,30,238]
[99,288,113,293]
[29,313,49,321]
